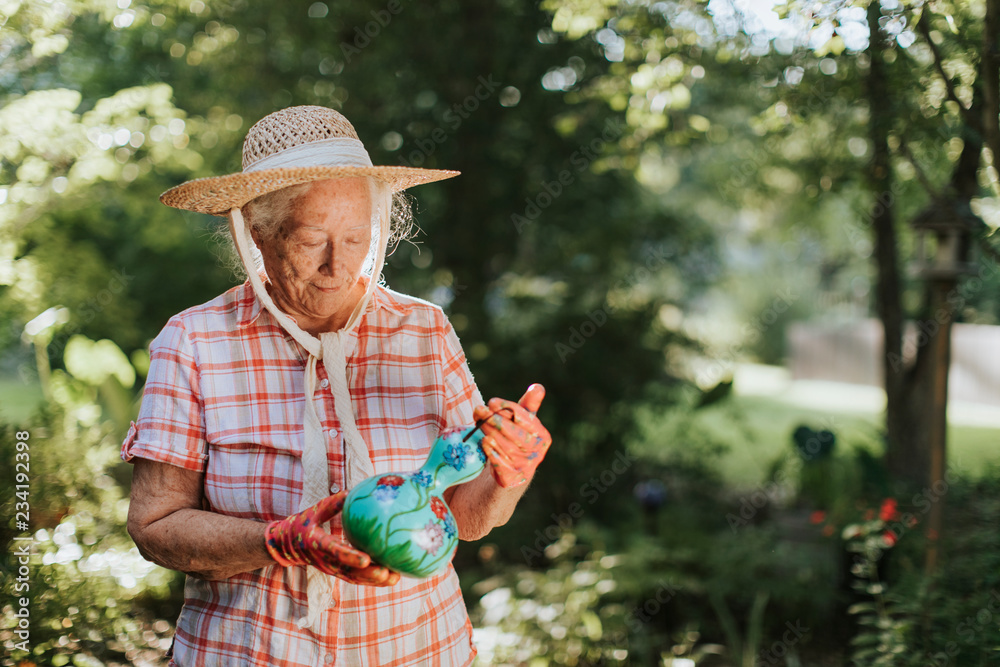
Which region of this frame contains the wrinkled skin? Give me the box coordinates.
[250,177,372,336]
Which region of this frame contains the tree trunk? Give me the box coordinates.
[867,2,928,486]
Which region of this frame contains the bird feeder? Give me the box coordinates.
[910,199,984,280]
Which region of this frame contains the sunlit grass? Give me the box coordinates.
[634,364,1000,487]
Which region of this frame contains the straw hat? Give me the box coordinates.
[159,105,460,216]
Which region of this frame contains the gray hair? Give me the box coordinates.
[215,178,417,281]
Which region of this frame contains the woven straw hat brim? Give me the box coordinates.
[160,165,460,216]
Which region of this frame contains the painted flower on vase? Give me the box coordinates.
[410,470,433,487]
[414,521,445,556]
[378,475,405,487]
[373,475,405,504]
[430,496,449,520]
[443,513,457,539]
[444,442,470,471]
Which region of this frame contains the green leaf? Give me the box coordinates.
[848,602,877,614]
[64,335,136,388]
[581,610,602,640]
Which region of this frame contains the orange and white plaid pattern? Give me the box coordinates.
[122,280,484,666]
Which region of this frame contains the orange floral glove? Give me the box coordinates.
[474,383,552,488]
[265,491,400,587]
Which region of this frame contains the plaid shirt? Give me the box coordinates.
[121,279,484,666]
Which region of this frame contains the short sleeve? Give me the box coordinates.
[440,319,485,430]
[121,316,208,471]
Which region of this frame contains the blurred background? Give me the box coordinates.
[3,0,1000,664]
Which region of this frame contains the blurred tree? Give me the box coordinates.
[540,0,1000,492]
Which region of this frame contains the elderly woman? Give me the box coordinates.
[122,106,551,666]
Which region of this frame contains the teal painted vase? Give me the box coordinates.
[342,426,486,578]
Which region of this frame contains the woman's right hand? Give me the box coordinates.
[265,492,400,587]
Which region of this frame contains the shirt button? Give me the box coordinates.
[320,378,330,389]
[329,429,337,439]
[325,653,335,663]
[330,483,341,494]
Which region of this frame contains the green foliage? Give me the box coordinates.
[468,419,840,665]
[836,467,1000,667]
[3,0,1000,664]
[472,548,629,666]
[0,340,177,666]
[845,523,916,666]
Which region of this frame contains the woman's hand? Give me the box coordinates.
[265,492,400,587]
[474,383,552,488]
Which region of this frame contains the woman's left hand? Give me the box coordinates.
[474,383,552,488]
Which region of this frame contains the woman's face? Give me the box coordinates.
[252,178,373,333]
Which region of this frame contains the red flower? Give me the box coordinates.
[905,515,918,528]
[430,496,449,520]
[879,498,899,522]
[810,510,826,525]
[378,475,405,487]
[881,531,898,547]
[822,525,835,537]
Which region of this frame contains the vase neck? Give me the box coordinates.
[423,427,486,489]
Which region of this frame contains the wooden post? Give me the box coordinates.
[924,277,955,575]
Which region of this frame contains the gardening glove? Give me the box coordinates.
[265,491,400,587]
[474,383,552,488]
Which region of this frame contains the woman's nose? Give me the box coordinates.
[319,243,343,275]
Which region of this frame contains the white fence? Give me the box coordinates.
[788,319,1000,408]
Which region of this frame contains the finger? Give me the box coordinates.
[491,418,545,451]
[480,407,550,453]
[312,491,348,524]
[481,434,517,468]
[483,434,551,479]
[518,383,546,415]
[490,457,527,488]
[482,436,526,487]
[473,406,493,431]
[482,436,518,480]
[357,565,399,586]
[314,533,371,570]
[341,563,401,587]
[486,398,539,428]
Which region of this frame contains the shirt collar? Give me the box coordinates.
[237,276,403,329]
